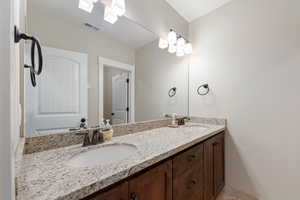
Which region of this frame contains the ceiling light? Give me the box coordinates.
[167,30,177,45]
[168,44,177,54]
[184,42,193,54]
[104,6,118,24]
[111,0,126,16]
[79,0,97,13]
[159,38,168,49]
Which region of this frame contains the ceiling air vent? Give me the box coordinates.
[84,23,101,31]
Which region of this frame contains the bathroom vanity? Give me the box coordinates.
[16,121,225,200]
[84,131,224,200]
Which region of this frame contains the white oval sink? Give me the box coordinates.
[66,144,137,168]
[181,124,209,130]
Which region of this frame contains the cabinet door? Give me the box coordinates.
[204,132,225,200]
[173,143,204,200]
[129,161,172,200]
[84,182,128,200]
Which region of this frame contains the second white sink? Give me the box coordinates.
[66,143,138,168]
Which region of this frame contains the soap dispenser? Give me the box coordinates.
[102,119,114,141]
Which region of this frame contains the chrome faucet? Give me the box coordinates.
[75,127,103,147]
[164,114,191,126]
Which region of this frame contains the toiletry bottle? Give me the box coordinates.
[102,119,114,141]
[80,118,88,129]
[171,113,177,125]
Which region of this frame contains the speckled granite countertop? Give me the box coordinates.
[16,123,225,200]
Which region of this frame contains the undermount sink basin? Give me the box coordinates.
[181,124,209,130]
[66,144,138,168]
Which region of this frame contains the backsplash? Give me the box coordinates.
[22,117,226,154]
[23,119,172,154]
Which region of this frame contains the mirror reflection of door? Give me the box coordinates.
[103,66,130,125]
[25,46,88,136]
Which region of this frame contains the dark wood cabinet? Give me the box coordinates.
[173,143,204,200]
[85,182,128,200]
[204,132,225,200]
[83,132,224,200]
[129,160,172,200]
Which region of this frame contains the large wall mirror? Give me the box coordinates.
[23,0,189,136]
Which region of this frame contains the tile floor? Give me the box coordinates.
[217,191,241,200]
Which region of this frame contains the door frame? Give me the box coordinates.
[98,56,135,123]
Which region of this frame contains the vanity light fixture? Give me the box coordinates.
[79,0,126,24]
[79,0,98,13]
[102,0,126,24]
[159,29,193,56]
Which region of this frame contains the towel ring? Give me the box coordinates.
[14,26,43,87]
[168,87,177,97]
[197,84,209,96]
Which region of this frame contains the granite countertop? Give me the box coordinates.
[16,123,225,200]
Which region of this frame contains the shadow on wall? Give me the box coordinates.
[225,129,258,200]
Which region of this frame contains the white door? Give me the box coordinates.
[25,46,88,136]
[112,73,129,125]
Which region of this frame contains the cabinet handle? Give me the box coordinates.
[130,193,139,200]
[187,154,196,162]
[186,179,197,190]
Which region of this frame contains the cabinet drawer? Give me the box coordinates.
[173,168,203,200]
[173,143,204,176]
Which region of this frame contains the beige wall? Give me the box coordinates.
[189,0,300,199]
[135,40,189,121]
[27,9,135,126]
[1,0,25,198]
[0,0,13,198]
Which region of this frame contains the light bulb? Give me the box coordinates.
[168,44,177,54]
[101,0,112,6]
[184,43,193,54]
[104,6,118,24]
[79,0,97,13]
[159,38,168,49]
[176,46,184,57]
[167,30,177,45]
[111,0,126,16]
[177,37,186,47]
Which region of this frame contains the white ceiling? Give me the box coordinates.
[166,0,233,22]
[28,0,157,49]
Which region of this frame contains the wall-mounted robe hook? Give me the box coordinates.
[197,84,209,96]
[168,87,177,97]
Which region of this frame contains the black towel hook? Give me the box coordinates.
[14,26,43,87]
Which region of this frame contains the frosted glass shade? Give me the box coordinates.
[168,44,177,54]
[79,0,97,13]
[112,0,126,16]
[184,43,193,54]
[104,6,118,24]
[168,30,177,45]
[159,38,168,49]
